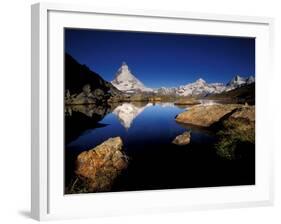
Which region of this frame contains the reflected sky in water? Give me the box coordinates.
[66,103,214,152]
[65,101,255,192]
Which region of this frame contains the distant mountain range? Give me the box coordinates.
[226,75,255,90]
[206,82,255,105]
[111,62,255,96]
[159,78,226,96]
[65,54,255,104]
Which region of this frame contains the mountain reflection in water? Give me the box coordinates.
[113,102,153,129]
[65,101,255,193]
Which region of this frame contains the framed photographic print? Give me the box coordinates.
[31,2,274,221]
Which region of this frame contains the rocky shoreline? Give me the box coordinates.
[64,53,255,191]
[175,104,243,127]
[67,137,128,193]
[66,103,255,193]
[175,104,255,159]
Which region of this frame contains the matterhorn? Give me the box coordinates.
[111,62,152,93]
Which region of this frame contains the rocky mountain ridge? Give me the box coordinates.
[65,55,255,105]
[155,76,255,97]
[111,62,153,93]
[65,53,125,105]
[111,62,254,96]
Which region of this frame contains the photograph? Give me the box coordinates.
[64,28,255,194]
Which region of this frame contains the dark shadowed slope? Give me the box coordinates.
[65,53,123,104]
[205,83,255,105]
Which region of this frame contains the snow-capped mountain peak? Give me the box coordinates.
[111,62,152,93]
[174,78,225,96]
[226,75,255,91]
[247,75,255,83]
[111,62,254,96]
[195,78,206,84]
[113,62,136,82]
[227,75,245,86]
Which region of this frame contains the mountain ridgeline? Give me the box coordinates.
[111,61,255,98]
[65,54,255,105]
[111,62,153,93]
[206,82,255,105]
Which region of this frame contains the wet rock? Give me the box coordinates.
[75,137,128,192]
[175,104,241,127]
[172,131,191,145]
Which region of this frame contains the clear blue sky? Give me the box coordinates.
[65,28,255,88]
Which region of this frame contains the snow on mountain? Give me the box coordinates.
[155,76,254,96]
[111,62,153,93]
[156,87,177,96]
[156,78,225,97]
[225,75,255,91]
[113,102,152,129]
[111,63,254,96]
[247,76,255,84]
[176,78,226,96]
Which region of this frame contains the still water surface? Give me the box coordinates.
[65,102,255,192]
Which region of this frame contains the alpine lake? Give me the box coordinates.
[64,100,255,194]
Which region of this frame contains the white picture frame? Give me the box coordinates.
[31,2,274,221]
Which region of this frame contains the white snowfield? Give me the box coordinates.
[111,62,254,96]
[111,62,153,93]
[176,78,226,96]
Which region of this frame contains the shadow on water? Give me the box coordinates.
[65,101,255,193]
[65,103,116,144]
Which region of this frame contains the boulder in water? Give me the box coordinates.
[75,137,128,192]
[172,131,191,145]
[175,104,241,127]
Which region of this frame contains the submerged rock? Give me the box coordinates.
[172,131,191,145]
[75,137,128,192]
[175,104,241,127]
